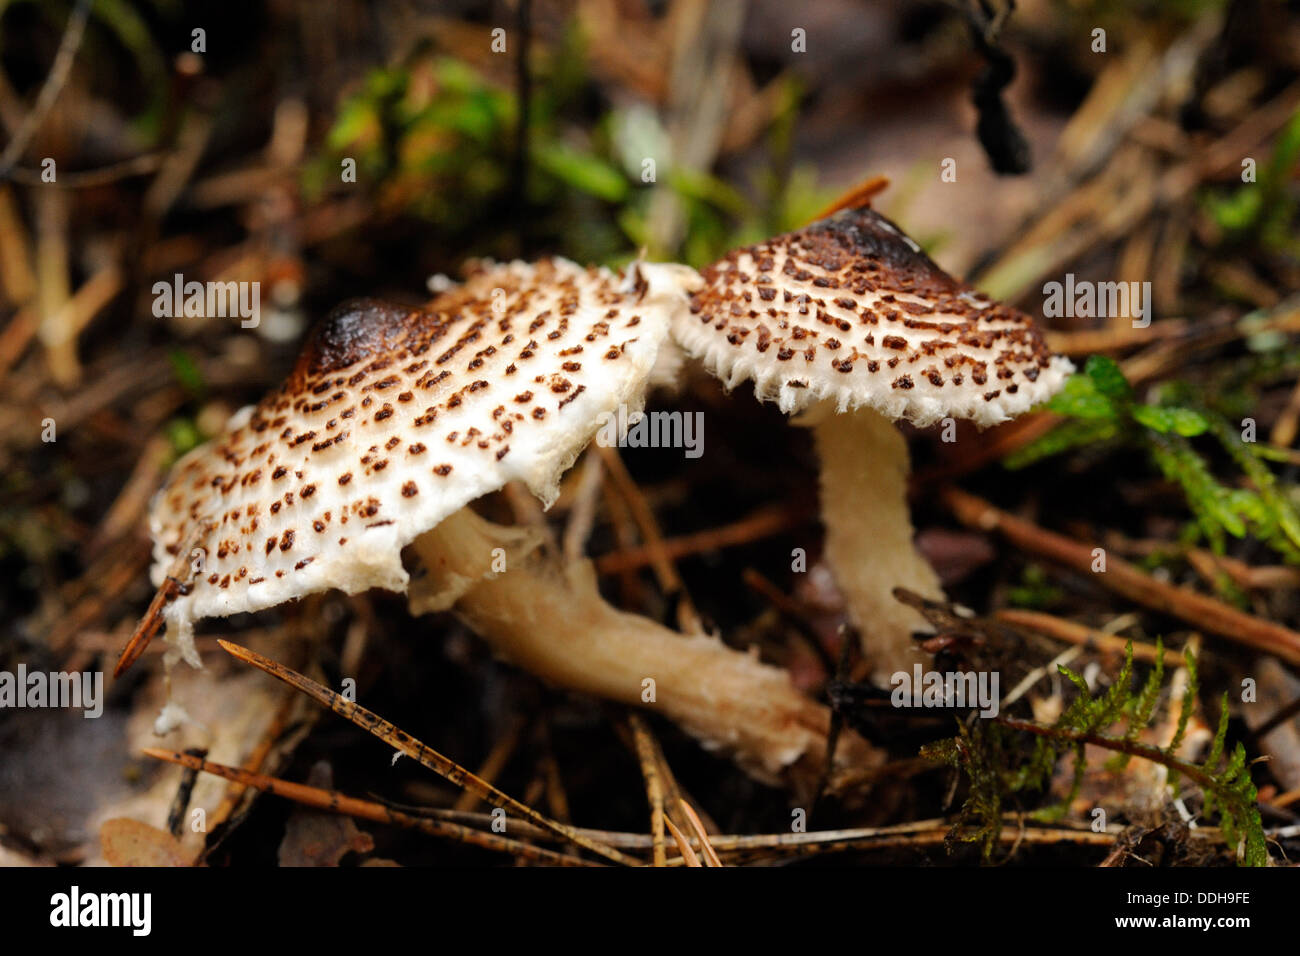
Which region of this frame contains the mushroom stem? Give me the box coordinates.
[408,508,875,793]
[806,402,944,683]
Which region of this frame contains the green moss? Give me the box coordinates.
[924,641,1268,865]
[1008,355,1300,565]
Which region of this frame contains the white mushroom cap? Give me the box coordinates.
[674,207,1073,428]
[148,257,695,659]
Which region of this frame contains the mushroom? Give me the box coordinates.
[672,206,1073,682]
[148,257,863,790]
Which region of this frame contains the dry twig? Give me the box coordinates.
[942,487,1300,665]
[216,640,640,866]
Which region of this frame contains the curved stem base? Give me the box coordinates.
[408,509,878,795]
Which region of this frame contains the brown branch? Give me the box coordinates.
[810,174,890,222]
[5,153,164,188]
[452,714,525,813]
[663,817,702,866]
[113,527,208,676]
[941,487,1300,665]
[142,749,597,867]
[994,716,1222,793]
[626,714,667,867]
[0,0,92,178]
[994,609,1186,667]
[215,640,640,866]
[594,442,701,631]
[677,799,722,867]
[594,503,809,575]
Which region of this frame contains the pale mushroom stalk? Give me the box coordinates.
[406,507,838,786]
[804,401,942,676]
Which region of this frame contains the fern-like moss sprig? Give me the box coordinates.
[1006,355,1300,566]
[923,641,1268,866]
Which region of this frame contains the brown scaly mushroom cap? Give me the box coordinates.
[674,206,1073,427]
[674,206,1073,682]
[149,257,694,663]
[144,257,860,789]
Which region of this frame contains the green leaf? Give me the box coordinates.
[532,142,628,202]
[1205,188,1263,232]
[665,166,750,217]
[1083,354,1133,401]
[87,0,170,137]
[1005,564,1064,609]
[1210,416,1300,555]
[328,99,384,152]
[1045,373,1118,420]
[167,349,205,398]
[1132,404,1210,436]
[164,418,203,458]
[1004,418,1119,469]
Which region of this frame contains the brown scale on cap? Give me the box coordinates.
[149,257,690,659]
[676,206,1073,427]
